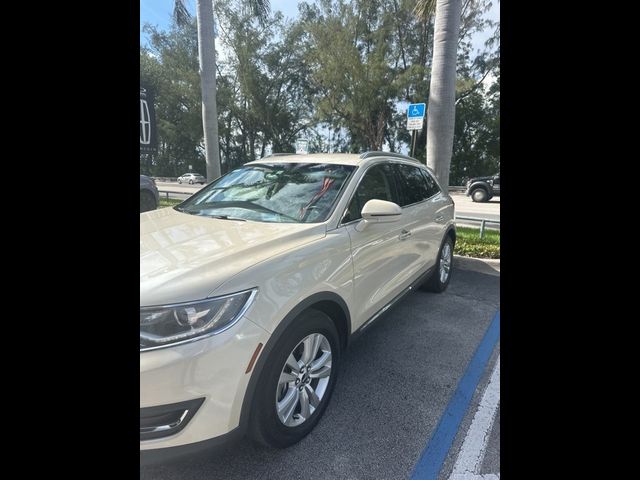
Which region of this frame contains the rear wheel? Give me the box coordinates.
[140,191,157,213]
[471,188,488,202]
[422,236,454,293]
[189,179,194,184]
[249,309,340,448]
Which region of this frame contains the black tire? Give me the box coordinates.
[140,191,157,213]
[178,179,182,184]
[189,179,194,184]
[249,309,340,448]
[471,188,488,202]
[422,235,454,293]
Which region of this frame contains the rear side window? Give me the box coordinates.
[395,164,432,206]
[420,169,441,198]
[343,164,399,223]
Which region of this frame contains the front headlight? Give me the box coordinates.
[140,288,257,351]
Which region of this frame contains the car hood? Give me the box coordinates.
[469,176,494,182]
[140,207,326,306]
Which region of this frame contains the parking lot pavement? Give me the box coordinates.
[140,259,500,480]
[439,349,500,480]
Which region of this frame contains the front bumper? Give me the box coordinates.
[140,316,270,461]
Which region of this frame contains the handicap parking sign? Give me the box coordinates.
[407,103,426,118]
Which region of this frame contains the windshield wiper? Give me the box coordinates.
[182,209,247,221]
[207,214,247,222]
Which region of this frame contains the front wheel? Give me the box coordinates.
[189,179,194,184]
[471,188,488,202]
[422,236,454,293]
[178,180,182,184]
[249,309,340,448]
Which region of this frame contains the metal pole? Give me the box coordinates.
[480,220,486,239]
[410,130,417,157]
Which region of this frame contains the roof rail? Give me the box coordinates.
[359,151,420,163]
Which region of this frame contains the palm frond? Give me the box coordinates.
[413,0,437,21]
[173,0,192,27]
[249,0,271,26]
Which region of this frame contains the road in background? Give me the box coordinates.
[449,192,500,231]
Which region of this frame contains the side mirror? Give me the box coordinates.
[356,199,402,231]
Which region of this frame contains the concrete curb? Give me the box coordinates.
[454,255,500,276]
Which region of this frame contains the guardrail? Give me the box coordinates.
[158,190,192,200]
[455,215,500,238]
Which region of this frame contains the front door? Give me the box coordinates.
[342,163,418,330]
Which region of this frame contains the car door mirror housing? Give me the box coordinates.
[356,199,402,231]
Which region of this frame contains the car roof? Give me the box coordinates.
[247,151,422,167]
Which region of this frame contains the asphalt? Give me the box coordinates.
[140,258,500,480]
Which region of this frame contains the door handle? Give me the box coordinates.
[399,229,412,240]
[435,215,445,222]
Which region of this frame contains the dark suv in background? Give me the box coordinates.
[465,173,500,202]
[140,175,160,212]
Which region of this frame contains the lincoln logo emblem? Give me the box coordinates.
[140,98,151,145]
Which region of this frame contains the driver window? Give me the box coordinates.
[343,164,397,223]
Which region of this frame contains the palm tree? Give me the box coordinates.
[414,0,462,193]
[174,0,270,183]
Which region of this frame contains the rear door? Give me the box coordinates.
[393,163,444,272]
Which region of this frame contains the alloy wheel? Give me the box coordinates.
[275,333,332,427]
[440,242,452,283]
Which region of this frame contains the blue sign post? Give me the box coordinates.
[407,103,426,158]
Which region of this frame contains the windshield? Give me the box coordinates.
[177,162,356,223]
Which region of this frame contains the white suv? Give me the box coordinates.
[140,152,455,464]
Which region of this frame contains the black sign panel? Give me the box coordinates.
[140,87,157,153]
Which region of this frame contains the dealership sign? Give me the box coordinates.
[140,87,157,153]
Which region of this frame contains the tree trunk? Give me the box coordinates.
[426,0,461,193]
[196,0,221,182]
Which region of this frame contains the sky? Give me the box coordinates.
[140,0,500,54]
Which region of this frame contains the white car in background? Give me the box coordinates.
[140,152,456,464]
[177,172,206,184]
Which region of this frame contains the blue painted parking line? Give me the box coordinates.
[410,310,500,480]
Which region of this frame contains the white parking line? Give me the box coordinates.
[449,355,500,480]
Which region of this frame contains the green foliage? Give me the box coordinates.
[449,19,500,184]
[141,0,499,179]
[215,2,313,170]
[141,20,205,176]
[454,242,500,258]
[454,226,500,258]
[299,0,435,152]
[158,197,183,208]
